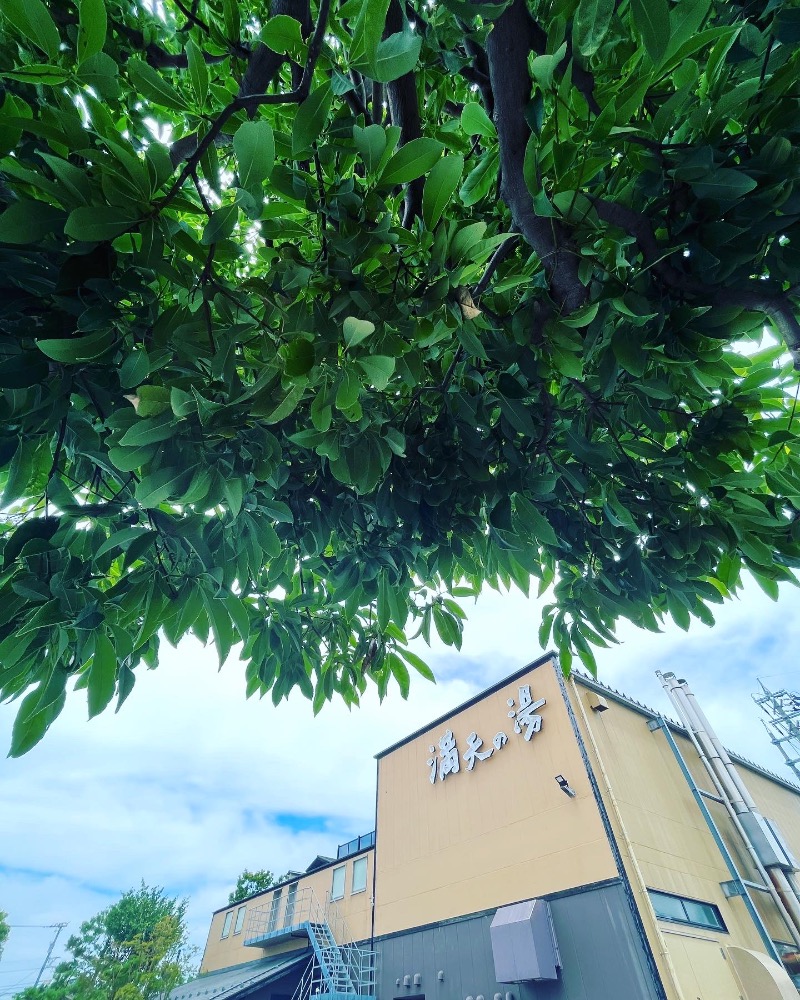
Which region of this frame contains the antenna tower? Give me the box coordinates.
[753,680,800,784]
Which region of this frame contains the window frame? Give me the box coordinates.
[351,856,368,895]
[331,864,346,901]
[648,889,727,932]
[233,905,247,935]
[221,911,234,939]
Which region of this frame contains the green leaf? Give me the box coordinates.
[283,338,315,376]
[3,0,60,60]
[9,686,64,757]
[118,412,176,448]
[234,120,275,189]
[95,527,155,560]
[78,0,107,63]
[202,592,234,668]
[127,57,189,112]
[574,0,614,57]
[353,124,387,174]
[459,151,497,207]
[36,329,115,363]
[19,599,71,636]
[262,15,305,56]
[336,370,361,410]
[630,0,671,64]
[388,652,411,696]
[186,38,209,105]
[396,646,435,681]
[88,632,116,718]
[344,316,376,347]
[134,467,186,508]
[64,206,139,242]
[691,169,758,201]
[357,355,395,390]
[423,155,464,229]
[350,0,392,67]
[292,84,333,157]
[461,102,495,138]
[369,30,423,83]
[0,64,68,85]
[514,495,558,546]
[611,327,647,376]
[0,201,64,243]
[202,204,239,245]
[381,138,444,185]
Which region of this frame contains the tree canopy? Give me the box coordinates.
[228,868,291,904]
[13,884,193,1000]
[1,0,800,755]
[0,909,9,959]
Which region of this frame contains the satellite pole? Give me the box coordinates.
[753,680,800,784]
[33,924,67,988]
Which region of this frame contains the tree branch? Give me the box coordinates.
[385,0,424,227]
[591,195,800,368]
[162,0,331,208]
[485,0,586,313]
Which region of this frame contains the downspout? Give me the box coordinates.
[657,672,800,949]
[571,678,687,1000]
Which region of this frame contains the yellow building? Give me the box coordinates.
[175,655,800,1000]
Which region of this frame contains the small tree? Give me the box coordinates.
[0,910,9,961]
[228,870,292,905]
[14,884,194,1000]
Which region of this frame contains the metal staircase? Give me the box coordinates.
[244,887,375,1000]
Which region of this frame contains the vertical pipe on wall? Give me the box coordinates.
[570,678,688,1000]
[657,672,800,949]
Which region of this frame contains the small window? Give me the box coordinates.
[221,911,233,939]
[267,888,282,932]
[234,905,246,934]
[352,857,368,894]
[649,890,726,931]
[331,865,346,901]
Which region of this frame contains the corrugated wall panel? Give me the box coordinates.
[375,882,660,1000]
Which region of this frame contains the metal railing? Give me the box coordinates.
[336,832,375,860]
[244,886,375,999]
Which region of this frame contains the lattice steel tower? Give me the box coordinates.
[753,680,800,784]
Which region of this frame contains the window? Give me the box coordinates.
[352,857,368,894]
[221,911,233,939]
[649,891,726,931]
[331,865,346,901]
[285,883,297,924]
[234,906,246,935]
[267,888,282,932]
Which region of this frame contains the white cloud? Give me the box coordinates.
[1,576,798,990]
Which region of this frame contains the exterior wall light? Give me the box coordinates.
[413,974,422,987]
[437,972,445,982]
[555,775,576,797]
[403,976,411,987]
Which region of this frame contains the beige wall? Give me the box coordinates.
[201,850,375,973]
[374,659,618,936]
[569,678,800,1000]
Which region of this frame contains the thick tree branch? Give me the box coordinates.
[385,0,424,227]
[591,196,800,368]
[485,0,586,313]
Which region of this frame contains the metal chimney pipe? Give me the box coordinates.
[679,681,759,812]
[656,671,800,948]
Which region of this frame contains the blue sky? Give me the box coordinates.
[1,577,799,995]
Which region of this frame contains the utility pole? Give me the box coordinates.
[33,924,67,988]
[753,680,800,784]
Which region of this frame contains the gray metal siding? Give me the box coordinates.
[375,882,660,1000]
